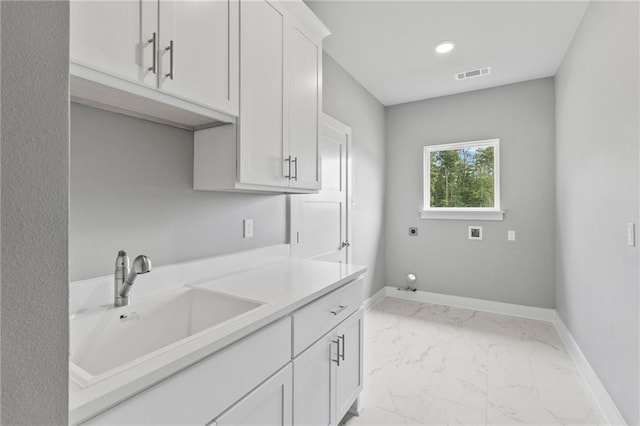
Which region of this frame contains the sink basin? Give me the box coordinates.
[70,288,267,388]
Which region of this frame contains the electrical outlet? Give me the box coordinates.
[508,230,516,241]
[243,219,254,238]
[408,227,418,236]
[627,223,635,247]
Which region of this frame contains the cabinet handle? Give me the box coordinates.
[292,157,298,181]
[147,32,157,74]
[338,334,345,361]
[332,338,341,366]
[284,156,292,179]
[330,305,347,315]
[165,40,174,80]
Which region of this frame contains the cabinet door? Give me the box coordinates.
[213,364,292,426]
[158,0,239,115]
[293,333,337,426]
[70,0,157,87]
[334,309,364,424]
[237,0,288,188]
[287,24,321,190]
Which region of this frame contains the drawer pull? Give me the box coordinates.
[330,305,348,315]
[284,156,292,179]
[292,156,298,181]
[165,40,174,80]
[332,338,341,366]
[147,32,157,74]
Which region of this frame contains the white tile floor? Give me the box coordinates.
[342,297,605,425]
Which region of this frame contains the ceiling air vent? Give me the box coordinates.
[455,67,491,81]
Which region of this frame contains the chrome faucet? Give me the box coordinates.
[114,250,152,307]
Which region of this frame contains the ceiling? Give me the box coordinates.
[306,1,589,106]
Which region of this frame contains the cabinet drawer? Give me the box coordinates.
[292,278,363,356]
[212,364,292,426]
[84,317,291,425]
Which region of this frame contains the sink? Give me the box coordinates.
[70,288,267,388]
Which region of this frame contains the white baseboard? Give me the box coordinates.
[364,286,626,425]
[383,286,555,322]
[553,312,627,426]
[362,287,386,312]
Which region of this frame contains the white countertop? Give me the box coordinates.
[69,257,367,424]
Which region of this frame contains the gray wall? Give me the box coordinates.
[1,1,69,423]
[555,2,639,423]
[70,103,287,281]
[322,53,387,298]
[385,78,556,308]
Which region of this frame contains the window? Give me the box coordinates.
[422,139,503,220]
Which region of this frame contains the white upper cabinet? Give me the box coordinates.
[70,1,158,87]
[237,0,287,188]
[71,0,328,191]
[287,23,321,190]
[158,0,239,116]
[193,0,329,193]
[70,0,239,128]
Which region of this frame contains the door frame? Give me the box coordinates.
[288,113,353,263]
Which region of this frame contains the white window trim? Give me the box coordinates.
[421,138,504,221]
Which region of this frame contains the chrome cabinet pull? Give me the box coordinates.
[332,338,340,366]
[148,32,157,73]
[338,334,345,361]
[292,157,298,181]
[284,156,292,179]
[330,305,347,315]
[165,40,174,80]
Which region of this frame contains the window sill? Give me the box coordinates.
[420,209,505,221]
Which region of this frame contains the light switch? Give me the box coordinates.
[627,223,635,247]
[508,230,516,241]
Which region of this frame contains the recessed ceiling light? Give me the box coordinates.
[435,41,455,54]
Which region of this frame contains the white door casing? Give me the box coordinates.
[290,114,352,263]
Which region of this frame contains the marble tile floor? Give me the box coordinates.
[341,297,605,426]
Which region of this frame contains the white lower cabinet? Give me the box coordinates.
[212,364,293,426]
[293,309,364,426]
[293,332,335,425]
[83,317,291,425]
[335,309,364,423]
[80,278,364,426]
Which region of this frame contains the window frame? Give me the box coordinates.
[421,138,504,221]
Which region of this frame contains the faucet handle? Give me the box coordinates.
[131,255,152,275]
